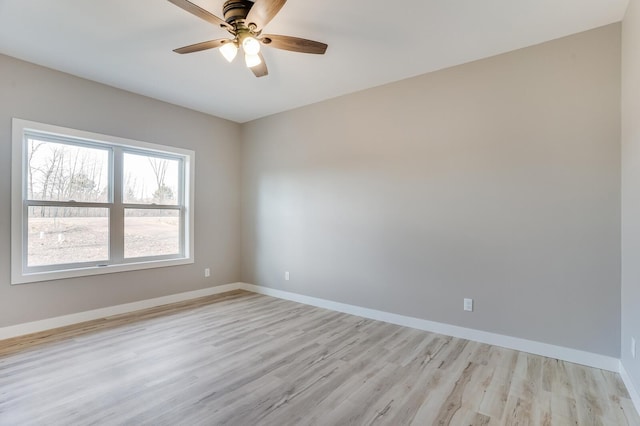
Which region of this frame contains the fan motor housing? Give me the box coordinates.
[223,0,254,24]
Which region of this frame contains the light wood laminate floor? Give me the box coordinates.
[0,290,638,425]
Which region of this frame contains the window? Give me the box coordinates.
[11,118,195,284]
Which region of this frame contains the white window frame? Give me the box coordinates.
[11,118,195,285]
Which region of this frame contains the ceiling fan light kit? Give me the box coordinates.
[219,41,238,62]
[168,0,328,77]
[242,36,261,55]
[245,53,262,68]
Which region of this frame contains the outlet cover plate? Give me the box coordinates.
[464,298,473,312]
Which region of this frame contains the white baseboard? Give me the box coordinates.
[0,283,244,340]
[239,283,620,372]
[0,281,621,374]
[620,361,640,415]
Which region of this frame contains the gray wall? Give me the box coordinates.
[0,54,242,327]
[241,24,622,357]
[622,0,640,391]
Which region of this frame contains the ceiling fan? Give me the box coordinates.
[168,0,328,77]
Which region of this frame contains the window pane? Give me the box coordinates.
[27,207,109,266]
[123,153,179,205]
[124,209,180,258]
[27,138,110,202]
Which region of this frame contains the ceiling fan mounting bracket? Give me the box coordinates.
[223,0,254,24]
[221,0,262,39]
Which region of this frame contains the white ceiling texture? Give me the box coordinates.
[0,0,629,123]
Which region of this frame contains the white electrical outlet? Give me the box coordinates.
[632,337,636,359]
[204,268,210,278]
[464,298,473,312]
[285,271,290,281]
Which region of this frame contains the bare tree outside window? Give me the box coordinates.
[148,157,175,204]
[26,139,110,266]
[123,153,180,258]
[123,153,178,205]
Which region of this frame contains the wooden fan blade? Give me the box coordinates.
[245,0,287,30]
[250,52,269,77]
[167,0,232,30]
[261,34,327,54]
[173,39,229,54]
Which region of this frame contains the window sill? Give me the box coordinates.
[11,257,194,285]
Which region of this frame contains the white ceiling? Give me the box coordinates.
[0,0,629,123]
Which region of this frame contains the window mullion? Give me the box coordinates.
[121,203,181,210]
[25,200,113,208]
[111,147,124,263]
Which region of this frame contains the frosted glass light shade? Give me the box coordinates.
[244,53,261,68]
[220,42,238,62]
[242,37,261,55]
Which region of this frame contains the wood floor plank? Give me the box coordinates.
[0,290,638,425]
